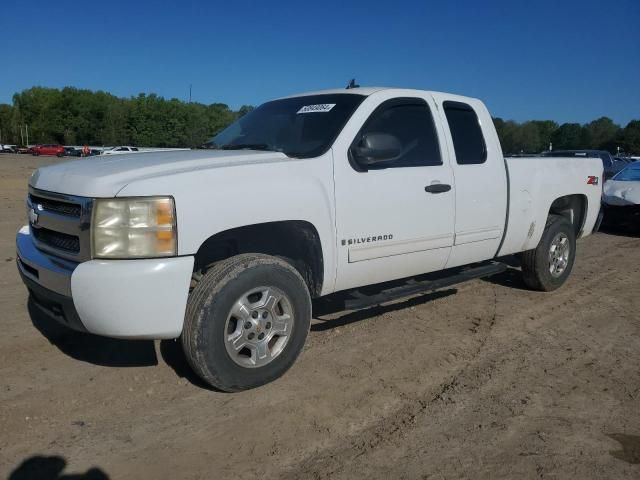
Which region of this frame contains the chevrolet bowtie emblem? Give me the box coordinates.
[28,208,39,225]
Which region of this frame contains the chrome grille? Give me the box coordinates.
[29,193,81,217]
[27,187,93,262]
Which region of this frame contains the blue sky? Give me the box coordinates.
[1,0,638,124]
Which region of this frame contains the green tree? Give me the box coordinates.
[618,120,640,154]
[551,123,584,150]
[530,120,558,151]
[0,104,13,143]
[584,117,619,150]
[6,86,248,147]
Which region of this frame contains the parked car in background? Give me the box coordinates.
[102,146,139,155]
[32,144,65,157]
[602,162,640,229]
[64,147,82,157]
[542,150,626,180]
[1,144,17,153]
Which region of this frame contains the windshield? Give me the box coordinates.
[204,94,366,158]
[613,163,640,181]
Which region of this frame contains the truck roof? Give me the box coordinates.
[279,87,479,104]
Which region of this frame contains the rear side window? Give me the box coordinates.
[443,101,487,165]
[353,98,442,169]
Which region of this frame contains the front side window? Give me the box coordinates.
[205,94,366,158]
[443,101,487,165]
[351,98,442,170]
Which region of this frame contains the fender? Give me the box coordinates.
[116,151,338,295]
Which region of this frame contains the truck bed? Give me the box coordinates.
[498,156,603,257]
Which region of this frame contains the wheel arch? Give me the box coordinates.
[547,193,588,237]
[193,220,324,298]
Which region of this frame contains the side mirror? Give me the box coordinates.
[352,133,402,167]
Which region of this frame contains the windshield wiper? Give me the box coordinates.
[220,143,274,151]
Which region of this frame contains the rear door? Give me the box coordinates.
[332,91,455,292]
[431,95,508,268]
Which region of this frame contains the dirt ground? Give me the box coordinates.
[0,153,638,480]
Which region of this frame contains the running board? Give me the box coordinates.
[344,262,507,310]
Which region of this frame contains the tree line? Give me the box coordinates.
[0,86,638,154]
[494,117,640,155]
[0,87,252,148]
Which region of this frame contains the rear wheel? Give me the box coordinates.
[521,215,576,291]
[182,254,311,392]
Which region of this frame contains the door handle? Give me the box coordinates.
[424,183,451,193]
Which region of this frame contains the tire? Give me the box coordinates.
[521,214,576,291]
[182,253,311,392]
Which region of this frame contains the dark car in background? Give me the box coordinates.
[64,147,82,157]
[542,150,626,180]
[32,144,65,157]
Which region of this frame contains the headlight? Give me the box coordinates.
[92,197,177,259]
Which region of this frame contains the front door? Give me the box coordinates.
[331,91,455,292]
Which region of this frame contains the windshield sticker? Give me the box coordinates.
[297,104,336,114]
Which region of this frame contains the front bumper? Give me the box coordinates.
[16,225,194,339]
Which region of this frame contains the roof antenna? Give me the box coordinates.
[346,78,359,89]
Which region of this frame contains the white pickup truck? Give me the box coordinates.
[17,87,603,391]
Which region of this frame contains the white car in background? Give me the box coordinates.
[603,162,640,228]
[102,146,140,155]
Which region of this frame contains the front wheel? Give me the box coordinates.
[521,214,576,291]
[182,254,311,392]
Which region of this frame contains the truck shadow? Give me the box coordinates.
[28,299,158,368]
[26,254,526,389]
[158,288,460,390]
[480,267,529,290]
[159,339,217,390]
[310,288,457,331]
[598,225,640,238]
[606,433,640,464]
[477,255,530,291]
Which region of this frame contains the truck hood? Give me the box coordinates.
[29,149,290,197]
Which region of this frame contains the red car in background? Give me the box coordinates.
[32,144,65,157]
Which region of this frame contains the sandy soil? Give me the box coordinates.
[0,153,638,479]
